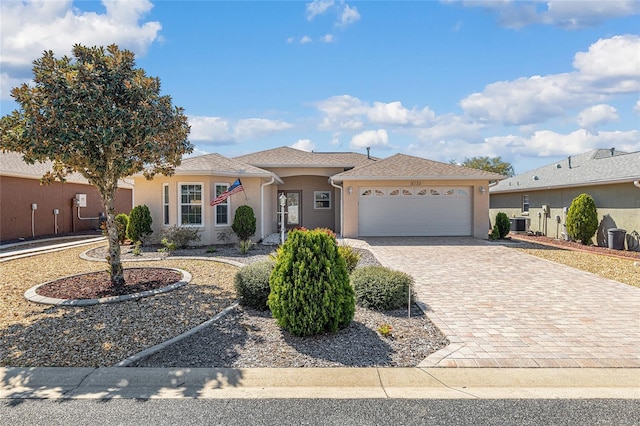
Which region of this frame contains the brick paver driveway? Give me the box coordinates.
[359,237,640,368]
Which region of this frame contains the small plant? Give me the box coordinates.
[490,224,501,241]
[126,205,153,244]
[351,266,413,311]
[377,323,393,338]
[206,246,217,253]
[160,237,178,253]
[232,205,257,241]
[160,225,201,249]
[338,244,361,274]
[217,229,232,243]
[238,239,254,254]
[113,213,129,244]
[495,212,511,239]
[268,227,355,336]
[566,193,598,245]
[234,260,275,310]
[132,240,142,256]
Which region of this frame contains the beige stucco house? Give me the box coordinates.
[133,146,504,245]
[490,148,640,249]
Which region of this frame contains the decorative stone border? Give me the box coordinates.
[24,267,192,306]
[79,247,246,268]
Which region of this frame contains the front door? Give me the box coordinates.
[278,191,301,229]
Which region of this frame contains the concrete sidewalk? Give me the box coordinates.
[2,367,639,400]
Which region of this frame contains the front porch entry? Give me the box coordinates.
[278,190,301,229]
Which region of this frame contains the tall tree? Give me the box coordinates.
[453,156,515,177]
[0,44,192,292]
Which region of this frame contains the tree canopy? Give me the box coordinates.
[453,156,515,177]
[0,44,192,290]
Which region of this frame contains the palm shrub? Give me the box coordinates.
[338,244,361,274]
[114,213,129,244]
[351,266,413,311]
[566,193,598,245]
[232,205,256,241]
[268,228,355,336]
[126,204,153,244]
[235,260,275,310]
[495,212,511,238]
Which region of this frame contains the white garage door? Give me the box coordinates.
[358,187,472,237]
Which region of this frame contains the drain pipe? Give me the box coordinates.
[634,180,640,189]
[329,177,343,238]
[31,203,37,238]
[260,176,276,239]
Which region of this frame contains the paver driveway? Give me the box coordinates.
[357,237,640,368]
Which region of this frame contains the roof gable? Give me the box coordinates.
[174,152,274,177]
[491,149,640,193]
[332,153,505,181]
[235,146,376,168]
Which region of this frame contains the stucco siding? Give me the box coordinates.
[276,175,337,231]
[490,182,640,247]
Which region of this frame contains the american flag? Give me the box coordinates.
[211,179,244,206]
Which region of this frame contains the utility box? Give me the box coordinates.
[75,194,87,207]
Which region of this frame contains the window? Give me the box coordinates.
[162,183,169,225]
[314,191,331,209]
[522,194,530,213]
[179,183,203,226]
[215,183,229,225]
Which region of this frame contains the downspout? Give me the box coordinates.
[261,176,276,239]
[329,178,343,238]
[634,180,640,189]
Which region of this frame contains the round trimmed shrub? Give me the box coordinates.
[114,213,129,244]
[234,260,274,310]
[127,204,153,243]
[495,212,511,239]
[351,266,413,311]
[566,193,598,245]
[232,205,256,241]
[268,228,355,336]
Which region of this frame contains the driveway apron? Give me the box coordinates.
[360,237,640,368]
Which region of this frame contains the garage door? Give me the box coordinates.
[358,187,472,237]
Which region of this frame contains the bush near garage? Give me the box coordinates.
[114,213,129,244]
[351,266,413,311]
[566,193,598,245]
[268,227,355,336]
[495,212,511,239]
[127,204,153,244]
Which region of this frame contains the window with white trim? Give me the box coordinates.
[522,194,530,213]
[163,183,170,225]
[314,191,331,209]
[179,183,203,226]
[215,183,229,225]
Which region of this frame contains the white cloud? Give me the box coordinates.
[460,35,640,126]
[287,36,295,44]
[447,0,640,29]
[316,95,436,130]
[576,104,618,131]
[320,34,335,43]
[306,0,335,21]
[300,35,313,44]
[187,116,234,145]
[0,0,161,76]
[350,129,390,150]
[0,72,30,100]
[234,118,293,141]
[339,4,361,26]
[635,100,640,115]
[291,139,315,151]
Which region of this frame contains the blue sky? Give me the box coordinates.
[1,1,639,173]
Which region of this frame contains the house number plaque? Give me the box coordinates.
[410,181,422,186]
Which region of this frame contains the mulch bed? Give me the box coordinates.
[36,268,183,299]
[509,234,640,260]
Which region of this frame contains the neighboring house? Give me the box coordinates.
[133,146,504,245]
[0,151,133,242]
[490,148,640,248]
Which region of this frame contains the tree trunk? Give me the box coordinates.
[103,193,125,292]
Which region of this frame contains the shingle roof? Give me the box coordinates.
[235,146,377,168]
[332,153,506,181]
[0,151,94,185]
[174,153,276,178]
[490,149,640,193]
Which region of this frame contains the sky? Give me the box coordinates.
[1,0,639,174]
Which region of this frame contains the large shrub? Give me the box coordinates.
[495,212,511,239]
[114,213,129,244]
[351,266,413,311]
[268,228,355,336]
[126,204,153,243]
[234,260,275,310]
[566,193,598,245]
[232,205,256,242]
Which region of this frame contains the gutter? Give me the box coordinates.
[329,177,344,238]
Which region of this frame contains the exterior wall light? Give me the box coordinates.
[479,186,485,194]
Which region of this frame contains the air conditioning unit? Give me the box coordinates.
[509,217,530,233]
